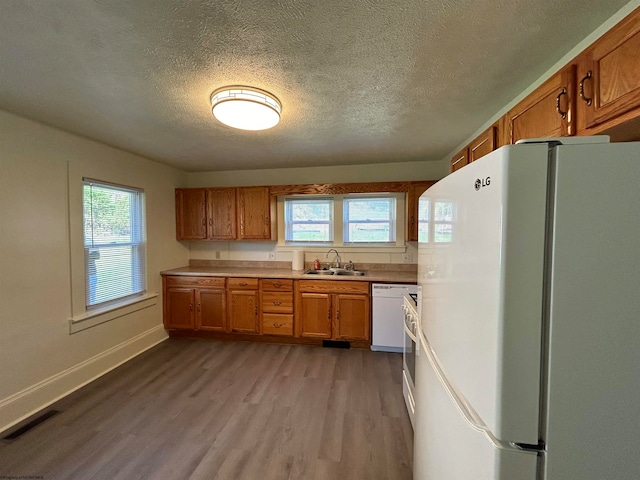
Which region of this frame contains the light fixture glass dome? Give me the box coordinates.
[210,86,281,131]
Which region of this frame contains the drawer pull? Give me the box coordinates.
[555,87,568,119]
[273,301,282,306]
[273,283,282,288]
[579,71,593,106]
[239,282,248,286]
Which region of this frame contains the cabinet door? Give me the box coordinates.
[579,9,640,129]
[196,288,226,331]
[451,147,469,173]
[298,293,332,339]
[333,294,370,342]
[175,189,207,240]
[407,182,434,242]
[228,289,259,334]
[206,188,237,240]
[468,125,497,163]
[164,287,195,329]
[237,187,272,240]
[505,65,576,144]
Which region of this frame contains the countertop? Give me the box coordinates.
[161,261,417,284]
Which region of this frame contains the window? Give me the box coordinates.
[284,197,333,243]
[344,196,396,244]
[281,193,403,248]
[83,179,146,308]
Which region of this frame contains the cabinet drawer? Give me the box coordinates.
[261,278,293,291]
[165,276,225,288]
[297,280,370,295]
[262,292,294,313]
[262,314,294,336]
[227,278,259,290]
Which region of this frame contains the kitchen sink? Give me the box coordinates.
[303,269,367,276]
[303,269,335,275]
[334,270,366,276]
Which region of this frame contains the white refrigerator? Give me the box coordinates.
[414,136,640,480]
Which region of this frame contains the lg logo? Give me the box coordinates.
[475,177,491,191]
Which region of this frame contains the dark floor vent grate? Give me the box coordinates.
[2,410,60,442]
[322,340,350,349]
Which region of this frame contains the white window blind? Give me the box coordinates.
[83,179,146,308]
[343,196,396,244]
[284,197,333,243]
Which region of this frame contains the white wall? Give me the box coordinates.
[0,110,189,432]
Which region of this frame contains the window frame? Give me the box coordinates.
[82,178,147,310]
[283,196,334,244]
[278,192,405,249]
[343,195,397,245]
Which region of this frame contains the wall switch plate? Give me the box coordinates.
[267,252,276,260]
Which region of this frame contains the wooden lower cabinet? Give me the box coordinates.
[227,278,260,334]
[163,275,371,347]
[298,293,332,338]
[260,279,294,336]
[296,280,370,343]
[163,276,226,331]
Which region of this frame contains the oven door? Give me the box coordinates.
[403,313,418,427]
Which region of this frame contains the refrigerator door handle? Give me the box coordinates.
[420,330,533,453]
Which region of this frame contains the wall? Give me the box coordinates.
[185,159,447,265]
[0,110,189,432]
[441,0,640,164]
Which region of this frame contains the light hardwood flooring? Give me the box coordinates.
[0,338,413,480]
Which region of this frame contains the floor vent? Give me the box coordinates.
[2,410,60,442]
[322,340,350,349]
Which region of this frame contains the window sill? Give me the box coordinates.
[69,293,158,334]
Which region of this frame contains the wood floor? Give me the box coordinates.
[0,338,413,480]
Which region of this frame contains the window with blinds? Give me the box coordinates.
[343,196,396,244]
[83,179,146,309]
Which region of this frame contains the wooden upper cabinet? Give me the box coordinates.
[237,186,275,240]
[206,188,237,240]
[468,125,497,162]
[407,181,435,242]
[576,7,640,134]
[450,124,498,173]
[505,65,576,144]
[450,147,468,173]
[175,189,207,240]
[176,186,275,241]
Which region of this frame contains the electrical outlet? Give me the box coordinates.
[215,251,221,259]
[402,253,412,263]
[267,252,276,260]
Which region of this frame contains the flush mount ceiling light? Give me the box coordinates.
[210,86,282,131]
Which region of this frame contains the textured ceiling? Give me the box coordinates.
[0,0,631,172]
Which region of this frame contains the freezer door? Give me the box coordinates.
[417,144,549,444]
[414,332,539,480]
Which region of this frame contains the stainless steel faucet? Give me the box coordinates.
[326,248,341,268]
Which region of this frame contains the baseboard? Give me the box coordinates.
[0,325,168,435]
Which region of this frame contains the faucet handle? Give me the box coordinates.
[346,260,354,271]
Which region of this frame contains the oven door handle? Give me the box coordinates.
[404,318,418,344]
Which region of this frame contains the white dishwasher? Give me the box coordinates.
[371,283,417,353]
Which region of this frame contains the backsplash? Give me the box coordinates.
[188,241,419,266]
[189,259,418,273]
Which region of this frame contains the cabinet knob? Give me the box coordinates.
[579,71,593,106]
[189,303,193,311]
